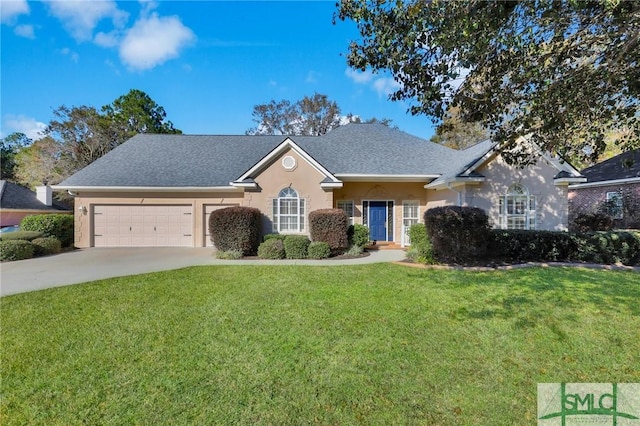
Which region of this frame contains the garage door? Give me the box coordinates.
[93,205,193,247]
[203,204,238,247]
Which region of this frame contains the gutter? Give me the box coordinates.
[52,185,243,193]
[568,177,640,189]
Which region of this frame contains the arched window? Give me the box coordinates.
[272,187,305,232]
[499,184,536,230]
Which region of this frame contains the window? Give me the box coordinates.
[337,200,355,225]
[605,191,623,219]
[402,201,420,246]
[272,187,305,232]
[499,184,536,230]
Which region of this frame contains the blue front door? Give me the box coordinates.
[369,201,387,242]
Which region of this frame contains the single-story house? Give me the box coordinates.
[0,180,71,227]
[569,149,640,228]
[54,123,585,248]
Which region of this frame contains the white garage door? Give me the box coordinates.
[203,204,238,247]
[94,205,193,247]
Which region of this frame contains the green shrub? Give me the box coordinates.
[345,244,364,256]
[348,224,370,248]
[284,235,310,259]
[209,207,262,255]
[0,231,42,241]
[307,241,331,259]
[31,237,62,256]
[258,239,286,259]
[0,240,35,261]
[20,214,74,247]
[263,234,287,242]
[570,212,614,232]
[425,206,490,263]
[572,231,640,266]
[488,230,579,262]
[309,209,349,252]
[407,223,435,264]
[215,250,243,260]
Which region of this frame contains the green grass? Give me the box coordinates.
[1,265,639,425]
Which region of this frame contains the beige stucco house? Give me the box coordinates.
[54,123,585,248]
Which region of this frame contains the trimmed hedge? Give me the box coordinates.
[31,237,62,256]
[348,224,370,248]
[284,235,310,259]
[209,207,262,256]
[0,231,43,241]
[425,206,490,263]
[309,209,349,251]
[0,240,35,261]
[263,234,287,242]
[20,214,74,247]
[488,229,640,266]
[570,212,614,232]
[307,241,331,259]
[258,238,286,259]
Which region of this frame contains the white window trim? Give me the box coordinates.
[402,200,420,247]
[499,184,536,230]
[337,200,355,225]
[272,188,305,233]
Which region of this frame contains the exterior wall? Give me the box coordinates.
[0,209,71,227]
[468,154,570,231]
[72,191,244,248]
[569,182,640,229]
[247,147,333,235]
[334,182,427,244]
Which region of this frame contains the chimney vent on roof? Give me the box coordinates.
[36,185,52,206]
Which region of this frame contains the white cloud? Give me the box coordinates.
[1,0,29,24]
[14,23,34,38]
[2,114,46,140]
[94,30,119,48]
[119,13,195,71]
[345,67,400,97]
[306,70,319,84]
[345,68,374,84]
[45,0,128,41]
[60,47,79,63]
[373,77,401,97]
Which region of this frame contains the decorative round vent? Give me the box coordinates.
[282,155,297,170]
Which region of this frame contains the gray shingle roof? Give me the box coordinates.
[58,123,490,188]
[0,180,70,211]
[581,149,640,183]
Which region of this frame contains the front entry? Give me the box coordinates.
[369,201,388,242]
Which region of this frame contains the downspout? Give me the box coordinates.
[447,183,462,206]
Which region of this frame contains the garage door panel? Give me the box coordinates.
[93,205,193,247]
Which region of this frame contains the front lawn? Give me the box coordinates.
[1,265,638,425]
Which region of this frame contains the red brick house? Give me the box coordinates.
[568,150,640,229]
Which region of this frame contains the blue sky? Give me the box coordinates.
[1,0,436,141]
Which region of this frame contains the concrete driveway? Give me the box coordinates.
[0,247,405,297]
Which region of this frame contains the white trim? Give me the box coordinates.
[554,177,587,186]
[320,181,344,188]
[336,174,440,182]
[229,181,258,188]
[52,185,242,193]
[236,137,341,184]
[568,177,640,189]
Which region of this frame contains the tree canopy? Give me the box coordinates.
[247,92,392,136]
[1,132,31,181]
[336,0,639,164]
[430,106,489,150]
[12,89,181,195]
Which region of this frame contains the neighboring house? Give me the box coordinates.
[569,149,640,228]
[0,181,71,227]
[54,123,585,248]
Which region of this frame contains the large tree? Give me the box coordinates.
[13,89,181,194]
[430,106,489,150]
[336,0,639,164]
[247,92,392,136]
[1,132,31,181]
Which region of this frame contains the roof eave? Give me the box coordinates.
[554,177,588,186]
[52,185,242,193]
[335,174,441,183]
[568,176,640,189]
